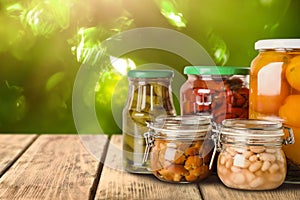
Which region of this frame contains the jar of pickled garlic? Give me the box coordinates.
[249,39,300,175]
[180,66,250,123]
[214,119,294,190]
[144,116,214,183]
[122,70,176,174]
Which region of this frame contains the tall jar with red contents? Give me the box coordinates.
[180,66,250,124]
[249,39,300,179]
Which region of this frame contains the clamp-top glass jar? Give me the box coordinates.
[122,70,176,174]
[214,119,294,190]
[180,66,250,123]
[144,116,214,183]
[249,39,300,171]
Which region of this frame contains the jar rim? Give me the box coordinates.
[127,70,174,78]
[148,116,211,139]
[255,39,300,50]
[222,119,282,130]
[219,119,284,137]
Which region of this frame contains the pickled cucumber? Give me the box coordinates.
[123,79,176,174]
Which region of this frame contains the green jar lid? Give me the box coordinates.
[128,70,174,78]
[184,66,250,75]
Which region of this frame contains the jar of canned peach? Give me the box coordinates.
[249,39,300,178]
[214,119,294,190]
[144,116,214,183]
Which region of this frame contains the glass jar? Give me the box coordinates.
[144,116,214,183]
[122,70,176,174]
[249,39,300,176]
[180,66,250,123]
[214,119,294,190]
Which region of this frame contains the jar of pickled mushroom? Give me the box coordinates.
[122,70,176,174]
[143,116,214,183]
[180,66,250,123]
[249,39,300,177]
[214,119,294,190]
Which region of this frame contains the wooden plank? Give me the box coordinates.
[0,134,38,176]
[199,174,300,200]
[95,135,202,200]
[0,134,108,200]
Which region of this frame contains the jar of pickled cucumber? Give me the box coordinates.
[214,119,294,190]
[180,66,250,123]
[122,70,176,174]
[249,39,300,179]
[144,116,214,183]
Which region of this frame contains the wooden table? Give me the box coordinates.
[0,134,299,200]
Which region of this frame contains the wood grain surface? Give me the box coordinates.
[0,134,108,200]
[0,134,38,177]
[0,134,299,200]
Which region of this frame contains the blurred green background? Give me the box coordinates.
[0,0,299,134]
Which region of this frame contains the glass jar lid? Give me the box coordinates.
[127,70,174,78]
[184,66,250,75]
[148,116,211,140]
[211,119,294,157]
[220,119,284,138]
[255,39,300,50]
